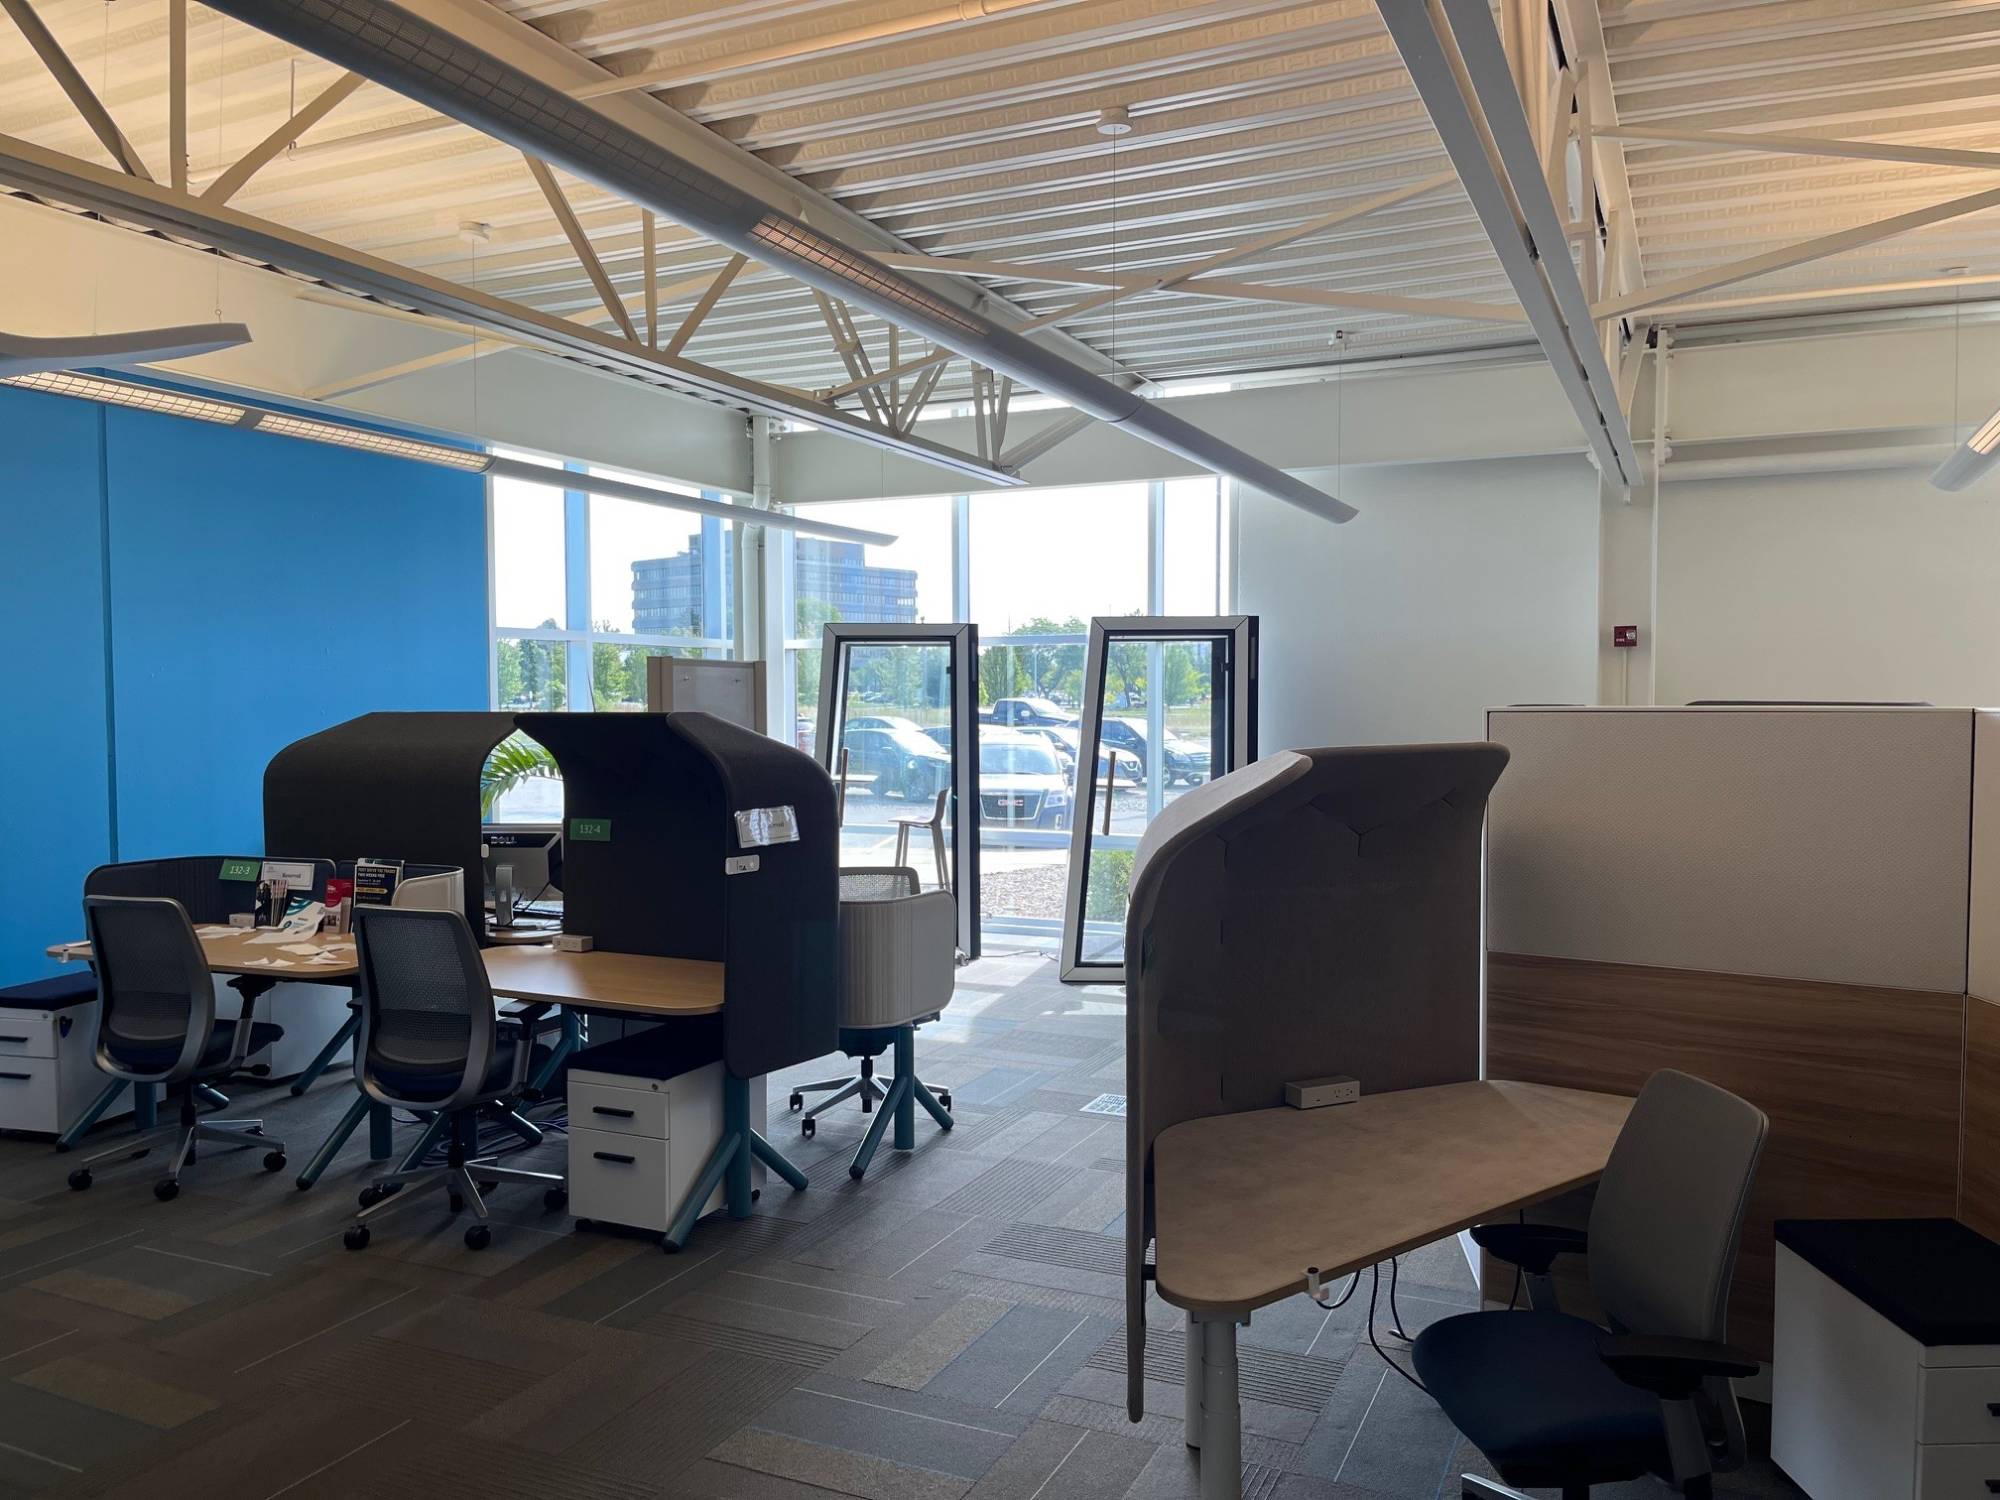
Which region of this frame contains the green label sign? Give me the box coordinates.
[570,817,612,843]
[219,858,262,882]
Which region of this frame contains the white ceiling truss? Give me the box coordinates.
[3,0,2000,490]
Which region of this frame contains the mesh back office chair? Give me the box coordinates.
[66,897,288,1199]
[342,907,564,1251]
[788,868,956,1178]
[1415,1070,1769,1500]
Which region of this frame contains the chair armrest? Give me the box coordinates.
[1598,1335,1760,1399]
[1468,1222,1588,1274]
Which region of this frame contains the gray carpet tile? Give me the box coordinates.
[0,954,1803,1499]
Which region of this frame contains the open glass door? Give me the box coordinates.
[814,622,981,959]
[1060,615,1257,983]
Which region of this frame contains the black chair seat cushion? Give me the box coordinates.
[1412,1310,1667,1488]
[107,1020,283,1075]
[370,1040,523,1103]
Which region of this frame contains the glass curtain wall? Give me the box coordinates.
[788,478,1229,951]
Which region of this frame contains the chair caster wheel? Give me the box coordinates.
[464,1225,490,1251]
[543,1188,568,1212]
[263,1151,286,1172]
[154,1180,179,1202]
[67,1168,91,1191]
[751,1189,760,1202]
[478,1180,498,1192]
[789,1092,803,1112]
[448,1192,465,1214]
[938,1091,952,1110]
[801,1117,816,1139]
[575,1218,594,1232]
[344,1226,370,1251]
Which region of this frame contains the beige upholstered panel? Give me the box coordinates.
[1487,708,1972,993]
[1970,713,2000,1006]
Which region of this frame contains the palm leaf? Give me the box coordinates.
[481,733,559,816]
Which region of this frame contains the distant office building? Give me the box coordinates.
[633,530,919,634]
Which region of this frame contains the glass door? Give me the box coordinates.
[1060,616,1257,983]
[814,623,981,959]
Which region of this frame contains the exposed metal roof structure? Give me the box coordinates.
[4,0,1998,486]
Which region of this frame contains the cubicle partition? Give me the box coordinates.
[264,711,521,936]
[1485,705,1973,1356]
[1123,743,1505,1419]
[516,711,838,1082]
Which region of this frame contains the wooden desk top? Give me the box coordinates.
[48,927,358,980]
[480,946,724,1018]
[1151,1080,1632,1317]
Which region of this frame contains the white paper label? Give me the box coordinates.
[733,806,799,847]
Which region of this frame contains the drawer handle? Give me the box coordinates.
[1989,1403,2000,1417]
[592,1151,636,1165]
[0,1072,29,1081]
[1985,1482,2000,1495]
[591,1106,635,1119]
[0,1036,28,1044]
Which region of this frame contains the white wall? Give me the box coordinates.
[1657,466,2000,708]
[1238,455,1602,750]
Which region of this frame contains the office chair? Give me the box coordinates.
[66,896,287,1199]
[788,868,955,1178]
[1416,1070,1769,1500]
[341,907,564,1251]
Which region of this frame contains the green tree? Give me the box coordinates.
[496,638,523,705]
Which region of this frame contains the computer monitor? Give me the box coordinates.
[480,824,561,925]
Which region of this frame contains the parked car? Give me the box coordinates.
[1022,725,1142,785]
[989,696,1071,727]
[977,728,1071,830]
[1085,716,1212,785]
[839,722,951,800]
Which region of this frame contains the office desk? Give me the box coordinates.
[479,947,723,1017]
[1150,1080,1631,1500]
[48,928,357,979]
[480,946,799,1248]
[46,928,358,1149]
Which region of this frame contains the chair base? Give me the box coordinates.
[346,1108,564,1250]
[71,1104,285,1198]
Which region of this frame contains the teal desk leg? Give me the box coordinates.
[528,1010,580,1097]
[851,1074,913,1179]
[297,1091,371,1190]
[368,1102,394,1159]
[911,1076,954,1130]
[892,1027,916,1153]
[56,1077,131,1152]
[291,1008,359,1096]
[662,1075,809,1251]
[134,1082,155,1131]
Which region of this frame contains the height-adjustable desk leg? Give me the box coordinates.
[1186,1316,1204,1448]
[1195,1313,1244,1500]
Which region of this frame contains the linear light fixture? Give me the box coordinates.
[1930,404,2000,490]
[0,368,897,545]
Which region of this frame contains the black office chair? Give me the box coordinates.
[1417,1070,1769,1500]
[66,896,287,1199]
[342,907,564,1251]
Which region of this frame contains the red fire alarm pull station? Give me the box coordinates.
[1613,625,1639,649]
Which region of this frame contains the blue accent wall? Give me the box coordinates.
[0,386,489,978]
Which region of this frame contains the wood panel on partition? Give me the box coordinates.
[1488,952,1965,1357]
[1962,995,2000,1242]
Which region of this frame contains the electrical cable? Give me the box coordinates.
[1366,1261,1429,1395]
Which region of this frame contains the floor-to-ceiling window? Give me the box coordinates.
[486,453,738,819]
